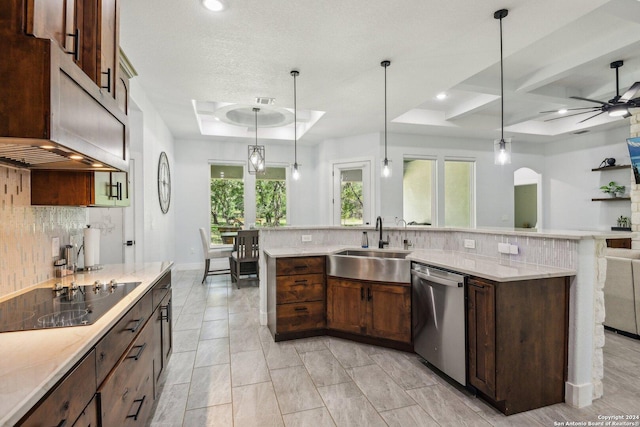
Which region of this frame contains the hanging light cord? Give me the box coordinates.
[383,61,389,160]
[254,108,258,144]
[494,9,508,143]
[291,70,299,168]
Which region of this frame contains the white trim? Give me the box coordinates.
[331,158,375,226]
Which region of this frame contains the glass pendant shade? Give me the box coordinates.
[494,138,511,165]
[381,158,392,177]
[291,163,300,180]
[248,144,265,174]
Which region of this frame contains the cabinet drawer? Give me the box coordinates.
[151,270,172,310]
[277,273,325,304]
[277,301,325,333]
[276,256,325,276]
[72,395,98,427]
[20,350,96,427]
[98,318,154,426]
[95,291,153,386]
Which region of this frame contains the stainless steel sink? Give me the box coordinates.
[327,249,411,283]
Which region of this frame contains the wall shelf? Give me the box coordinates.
[591,197,631,201]
[591,165,630,171]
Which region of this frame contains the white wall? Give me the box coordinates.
[543,125,632,230]
[130,79,176,263]
[173,138,318,267]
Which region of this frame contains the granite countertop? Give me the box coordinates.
[263,246,575,282]
[0,261,173,427]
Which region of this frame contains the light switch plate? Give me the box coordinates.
[463,239,476,249]
[51,237,60,258]
[498,242,510,254]
[301,235,312,242]
[510,244,519,254]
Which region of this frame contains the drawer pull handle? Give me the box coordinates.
[126,395,146,421]
[101,67,112,93]
[56,419,67,427]
[127,342,147,361]
[65,28,80,62]
[160,305,170,322]
[125,317,144,333]
[294,279,308,284]
[367,288,372,301]
[294,265,308,270]
[361,287,364,301]
[160,283,171,290]
[294,306,308,312]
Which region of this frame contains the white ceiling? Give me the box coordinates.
[120,0,640,146]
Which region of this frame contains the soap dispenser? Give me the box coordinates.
[361,231,369,248]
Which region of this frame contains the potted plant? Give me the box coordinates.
[617,216,630,228]
[600,181,625,197]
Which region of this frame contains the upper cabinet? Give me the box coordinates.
[0,0,129,173]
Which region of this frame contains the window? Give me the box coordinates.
[256,167,287,226]
[340,169,364,225]
[403,159,435,225]
[444,160,475,228]
[210,164,244,245]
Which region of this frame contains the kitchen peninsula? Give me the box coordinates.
[0,261,173,427]
[259,225,629,411]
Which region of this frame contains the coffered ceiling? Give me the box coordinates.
[120,0,640,145]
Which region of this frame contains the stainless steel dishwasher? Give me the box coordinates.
[411,262,467,386]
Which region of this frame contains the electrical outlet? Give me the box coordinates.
[463,239,476,249]
[498,242,510,254]
[509,244,519,254]
[190,247,195,254]
[51,237,60,258]
[301,235,312,242]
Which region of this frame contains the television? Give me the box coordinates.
[627,137,640,184]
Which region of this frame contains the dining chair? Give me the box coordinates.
[229,229,259,287]
[199,228,231,283]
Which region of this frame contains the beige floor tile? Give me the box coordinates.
[231,349,271,386]
[183,403,233,427]
[206,291,229,308]
[270,365,324,414]
[234,413,284,427]
[379,405,440,427]
[172,328,201,353]
[300,349,352,387]
[370,351,439,390]
[174,312,205,331]
[230,327,262,354]
[229,311,260,330]
[203,305,229,321]
[317,382,387,427]
[325,337,375,368]
[200,319,229,340]
[408,384,492,426]
[186,364,232,410]
[232,382,281,420]
[345,364,415,411]
[194,337,230,367]
[262,340,303,370]
[148,383,189,426]
[163,351,196,386]
[291,337,329,353]
[282,407,336,427]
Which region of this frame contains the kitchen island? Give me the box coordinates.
[0,261,173,427]
[259,226,632,410]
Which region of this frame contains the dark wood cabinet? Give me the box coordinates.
[72,395,98,427]
[327,277,411,345]
[151,272,173,397]
[18,349,97,427]
[467,276,569,415]
[267,256,326,340]
[31,170,130,207]
[98,0,119,98]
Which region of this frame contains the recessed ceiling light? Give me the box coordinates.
[69,154,83,160]
[92,163,103,168]
[558,108,567,114]
[40,145,55,149]
[436,92,447,100]
[202,0,225,12]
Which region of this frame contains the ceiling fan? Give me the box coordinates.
[541,60,640,123]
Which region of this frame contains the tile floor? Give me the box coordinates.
[147,269,640,426]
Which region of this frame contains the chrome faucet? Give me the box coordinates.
[376,216,389,249]
[396,217,412,250]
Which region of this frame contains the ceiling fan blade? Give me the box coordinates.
[539,107,601,113]
[619,82,640,103]
[569,96,608,106]
[578,111,605,123]
[543,109,599,122]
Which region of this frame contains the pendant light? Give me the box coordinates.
[248,107,266,174]
[291,70,300,180]
[381,60,392,177]
[494,9,511,165]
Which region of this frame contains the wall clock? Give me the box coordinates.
[157,151,171,214]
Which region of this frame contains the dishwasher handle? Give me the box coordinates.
[411,269,463,288]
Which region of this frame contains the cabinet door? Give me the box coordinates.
[467,278,496,398]
[31,170,94,206]
[93,171,114,206]
[326,277,366,335]
[72,395,98,427]
[25,0,74,50]
[367,283,411,343]
[99,0,118,98]
[160,292,173,372]
[111,171,130,206]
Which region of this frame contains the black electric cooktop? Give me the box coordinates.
[0,281,141,333]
